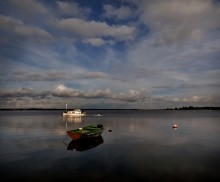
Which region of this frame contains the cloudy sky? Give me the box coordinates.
[0,0,220,109]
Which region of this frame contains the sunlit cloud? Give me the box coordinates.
[0,84,151,103]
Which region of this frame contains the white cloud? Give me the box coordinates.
[0,84,150,103]
[136,0,220,44]
[0,15,52,40]
[14,25,51,39]
[6,69,113,81]
[81,72,107,79]
[57,1,90,17]
[9,0,48,17]
[161,70,189,82]
[8,70,67,81]
[112,89,149,102]
[57,18,136,41]
[83,38,106,47]
[52,84,148,102]
[103,4,133,20]
[83,38,114,46]
[1,85,219,109]
[177,95,212,103]
[0,88,34,97]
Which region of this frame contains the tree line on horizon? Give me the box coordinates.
[165,106,220,110]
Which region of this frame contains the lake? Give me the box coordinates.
[0,110,220,182]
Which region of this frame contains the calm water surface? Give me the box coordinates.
[0,110,220,182]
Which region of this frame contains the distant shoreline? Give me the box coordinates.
[0,108,140,111]
[0,107,219,110]
[165,106,220,110]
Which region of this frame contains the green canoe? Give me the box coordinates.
[67,124,104,140]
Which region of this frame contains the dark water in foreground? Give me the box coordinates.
[0,110,220,182]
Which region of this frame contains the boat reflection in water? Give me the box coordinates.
[63,116,82,123]
[67,136,104,152]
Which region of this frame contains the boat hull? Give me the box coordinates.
[63,113,86,116]
[67,125,104,140]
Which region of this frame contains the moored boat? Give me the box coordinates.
[94,114,103,116]
[63,108,86,116]
[67,124,104,140]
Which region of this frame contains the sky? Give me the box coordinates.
[0,0,220,109]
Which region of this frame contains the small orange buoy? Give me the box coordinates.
[173,124,178,129]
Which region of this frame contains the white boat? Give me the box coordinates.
[63,108,86,116]
[63,104,86,116]
[94,114,103,116]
